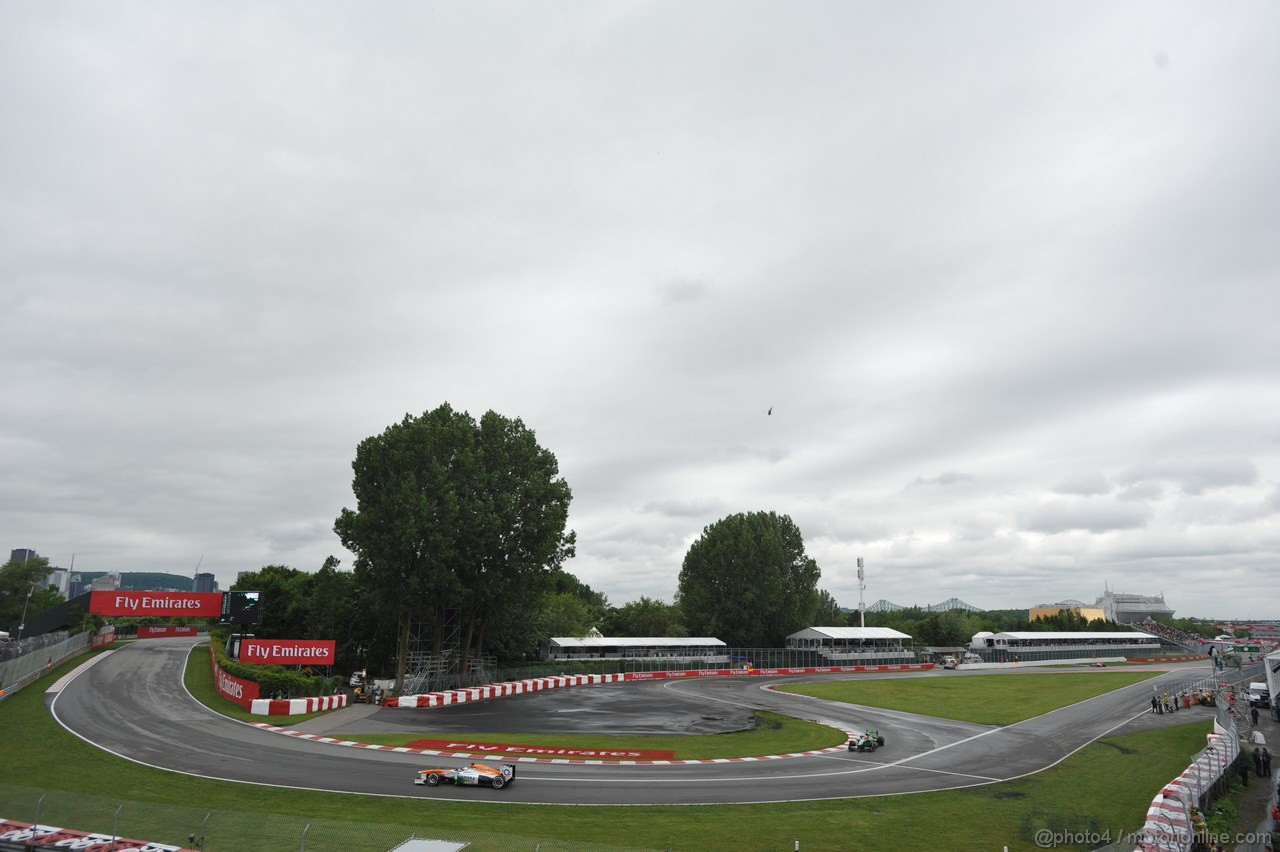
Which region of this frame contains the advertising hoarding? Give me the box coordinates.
[240,639,336,665]
[89,591,224,617]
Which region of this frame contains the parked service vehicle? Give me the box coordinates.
[942,657,958,670]
[415,762,516,789]
[848,730,886,752]
[1248,682,1270,707]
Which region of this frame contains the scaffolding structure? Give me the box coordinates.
[399,610,497,694]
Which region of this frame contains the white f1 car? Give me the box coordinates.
[414,762,516,789]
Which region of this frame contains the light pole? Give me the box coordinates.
[16,583,36,640]
[856,557,865,628]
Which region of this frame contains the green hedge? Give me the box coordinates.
[208,628,341,698]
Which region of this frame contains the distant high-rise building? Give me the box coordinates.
[194,572,218,593]
[10,548,39,564]
[89,572,121,591]
[45,566,69,597]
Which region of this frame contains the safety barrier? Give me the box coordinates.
[0,633,90,702]
[1130,694,1241,851]
[386,672,627,708]
[250,693,348,716]
[383,663,933,708]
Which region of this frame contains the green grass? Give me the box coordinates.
[0,645,1209,851]
[344,712,844,759]
[777,671,1159,725]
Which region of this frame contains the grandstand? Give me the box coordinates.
[969,630,1162,663]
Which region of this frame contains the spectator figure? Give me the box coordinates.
[1253,706,1261,726]
[1254,748,1264,777]
[1151,695,1159,714]
[1240,758,1251,787]
[1263,748,1272,778]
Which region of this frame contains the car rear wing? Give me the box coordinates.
[501,764,516,781]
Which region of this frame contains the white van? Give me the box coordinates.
[1247,682,1270,707]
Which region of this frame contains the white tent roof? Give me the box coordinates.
[787,626,913,641]
[0,630,9,640]
[548,636,726,648]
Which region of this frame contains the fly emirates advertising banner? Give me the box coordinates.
[89,591,224,617]
[241,639,336,665]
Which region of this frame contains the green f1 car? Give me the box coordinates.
[848,729,886,752]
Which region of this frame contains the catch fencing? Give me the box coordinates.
[0,632,89,701]
[1115,687,1244,852]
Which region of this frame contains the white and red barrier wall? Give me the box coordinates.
[208,645,348,715]
[249,693,347,716]
[384,663,933,709]
[209,646,260,709]
[0,817,198,851]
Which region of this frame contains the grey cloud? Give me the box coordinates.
[1052,472,1111,496]
[1118,482,1164,502]
[658,277,711,305]
[637,497,728,519]
[1118,459,1260,495]
[3,3,1279,620]
[1019,499,1150,534]
[909,471,976,488]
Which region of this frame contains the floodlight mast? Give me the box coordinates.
[857,557,865,629]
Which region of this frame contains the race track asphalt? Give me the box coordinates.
[47,637,1225,806]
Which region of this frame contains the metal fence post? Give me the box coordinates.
[300,821,310,852]
[33,793,44,831]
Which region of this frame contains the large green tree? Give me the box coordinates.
[602,596,687,637]
[676,511,821,647]
[334,403,575,688]
[230,565,313,640]
[0,553,59,634]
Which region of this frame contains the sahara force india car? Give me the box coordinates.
[415,762,516,789]
[848,729,886,752]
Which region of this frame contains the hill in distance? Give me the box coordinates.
[73,571,202,592]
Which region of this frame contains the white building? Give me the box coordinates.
[786,626,914,661]
[543,630,728,662]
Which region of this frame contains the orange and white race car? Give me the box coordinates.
[414,762,516,789]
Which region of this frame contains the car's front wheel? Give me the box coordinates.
[425,773,440,787]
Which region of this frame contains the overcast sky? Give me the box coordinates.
[3,2,1278,621]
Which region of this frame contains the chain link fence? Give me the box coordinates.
[0,632,88,700]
